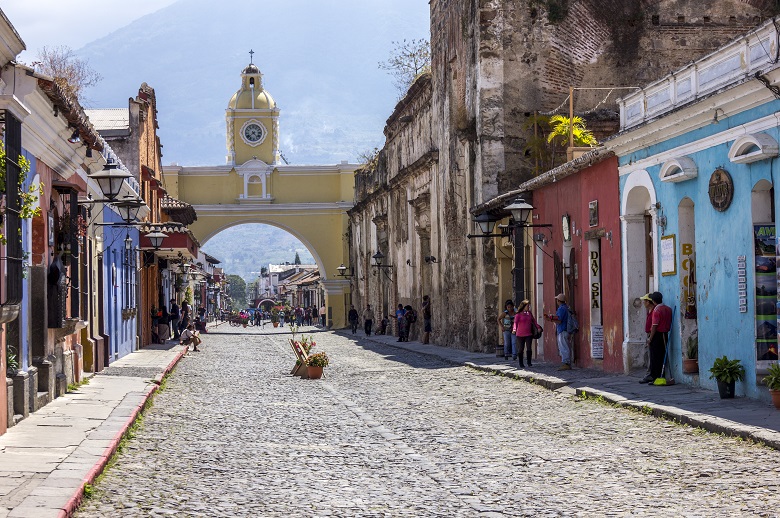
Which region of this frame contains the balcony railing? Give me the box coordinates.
[619,19,780,131]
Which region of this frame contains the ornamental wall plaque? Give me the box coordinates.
[708,168,733,212]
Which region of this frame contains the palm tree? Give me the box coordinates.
[547,115,598,148]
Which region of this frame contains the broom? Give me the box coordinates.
[653,306,676,386]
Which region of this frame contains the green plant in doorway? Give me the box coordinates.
[709,356,745,383]
[686,335,698,360]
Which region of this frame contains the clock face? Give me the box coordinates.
[243,123,265,143]
[562,214,571,241]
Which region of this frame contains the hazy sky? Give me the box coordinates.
[2,1,178,61]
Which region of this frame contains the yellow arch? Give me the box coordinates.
[163,163,358,328]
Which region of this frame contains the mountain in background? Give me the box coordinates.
[201,224,314,283]
[78,0,430,166]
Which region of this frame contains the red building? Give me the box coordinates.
[524,150,625,372]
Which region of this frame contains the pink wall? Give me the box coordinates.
[534,156,624,372]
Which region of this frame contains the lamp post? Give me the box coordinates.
[467,198,551,306]
[504,199,534,305]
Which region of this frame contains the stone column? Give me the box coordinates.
[321,279,351,329]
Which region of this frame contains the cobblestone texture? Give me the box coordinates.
[76,327,780,517]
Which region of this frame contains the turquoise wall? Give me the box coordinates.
[619,101,780,399]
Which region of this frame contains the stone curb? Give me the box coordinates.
[569,386,780,451]
[348,331,780,451]
[57,346,188,518]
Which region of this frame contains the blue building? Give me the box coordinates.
[609,19,780,400]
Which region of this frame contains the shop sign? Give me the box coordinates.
[708,168,734,212]
[754,224,777,370]
[661,234,676,276]
[591,325,604,359]
[737,255,747,313]
[589,247,603,359]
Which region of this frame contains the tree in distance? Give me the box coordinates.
[294,252,301,265]
[32,45,102,101]
[378,38,431,95]
[227,274,248,308]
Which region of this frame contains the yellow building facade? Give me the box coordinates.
[162,59,357,327]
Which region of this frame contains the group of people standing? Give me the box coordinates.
[500,293,574,371]
[348,295,432,344]
[151,299,195,344]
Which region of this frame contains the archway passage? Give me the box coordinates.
[162,165,357,329]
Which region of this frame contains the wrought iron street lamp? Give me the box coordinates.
[144,230,167,250]
[114,197,146,224]
[89,160,132,201]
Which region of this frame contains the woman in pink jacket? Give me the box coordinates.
[513,300,539,368]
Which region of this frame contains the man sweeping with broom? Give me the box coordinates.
[642,291,672,384]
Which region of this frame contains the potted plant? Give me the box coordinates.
[306,351,329,379]
[271,308,280,327]
[6,345,19,378]
[762,363,780,409]
[709,355,745,399]
[683,335,698,374]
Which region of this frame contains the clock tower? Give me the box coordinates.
[226,53,280,166]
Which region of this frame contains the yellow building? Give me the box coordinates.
[163,57,357,328]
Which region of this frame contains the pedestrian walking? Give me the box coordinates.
[641,291,672,383]
[348,305,359,334]
[546,293,571,370]
[363,304,375,335]
[513,299,538,368]
[497,300,517,360]
[379,315,389,335]
[319,305,327,326]
[422,295,432,344]
[169,299,180,340]
[395,304,407,342]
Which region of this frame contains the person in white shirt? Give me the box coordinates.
[179,324,201,352]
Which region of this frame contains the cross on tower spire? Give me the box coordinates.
[249,49,254,64]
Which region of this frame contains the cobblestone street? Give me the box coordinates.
[76,327,780,517]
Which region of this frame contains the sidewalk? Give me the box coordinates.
[343,330,780,449]
[0,342,187,518]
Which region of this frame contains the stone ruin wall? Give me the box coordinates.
[349,0,779,352]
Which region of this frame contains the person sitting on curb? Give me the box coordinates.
[179,324,201,352]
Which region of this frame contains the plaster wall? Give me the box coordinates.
[534,156,624,371]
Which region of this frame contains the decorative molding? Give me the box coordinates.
[659,157,698,183]
[617,110,780,177]
[728,132,779,164]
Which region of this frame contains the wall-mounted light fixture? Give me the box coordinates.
[372,251,393,269]
[67,127,80,144]
[335,264,353,278]
[424,255,438,264]
[144,230,167,250]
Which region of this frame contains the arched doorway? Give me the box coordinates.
[621,171,657,373]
